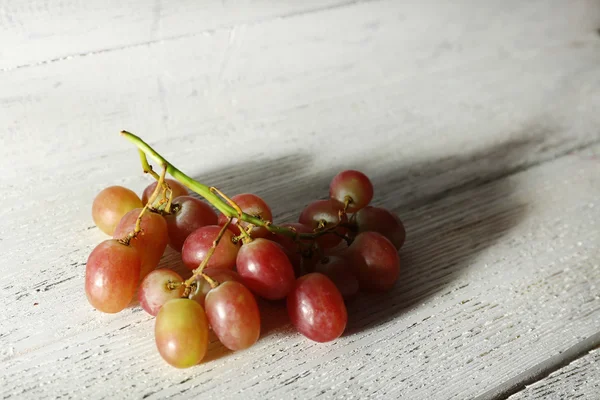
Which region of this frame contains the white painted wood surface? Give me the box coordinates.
[509,349,600,399]
[1,1,600,398]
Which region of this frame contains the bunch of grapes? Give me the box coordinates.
[86,132,405,369]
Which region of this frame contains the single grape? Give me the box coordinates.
[139,269,185,316]
[298,199,345,248]
[155,298,209,368]
[236,238,295,300]
[217,193,273,238]
[92,186,143,235]
[85,239,141,313]
[188,268,242,307]
[113,208,169,279]
[141,178,188,205]
[355,206,406,249]
[182,225,239,271]
[165,196,218,252]
[268,223,312,276]
[205,281,261,351]
[349,231,400,292]
[314,255,359,299]
[287,273,347,342]
[329,170,373,212]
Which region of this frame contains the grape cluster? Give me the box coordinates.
[86,136,405,369]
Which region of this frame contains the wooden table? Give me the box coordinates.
[2,1,599,398]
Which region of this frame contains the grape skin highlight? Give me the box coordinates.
[85,239,141,313]
[139,269,185,316]
[236,238,296,300]
[92,186,143,235]
[287,273,347,342]
[155,299,209,368]
[205,281,261,351]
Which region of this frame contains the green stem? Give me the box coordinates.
[122,131,234,217]
[120,131,351,242]
[121,131,304,239]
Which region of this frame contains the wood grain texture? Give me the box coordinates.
[509,349,600,400]
[0,0,359,70]
[1,0,600,179]
[1,0,600,398]
[2,140,600,399]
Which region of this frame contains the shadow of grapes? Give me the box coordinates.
[159,136,548,358]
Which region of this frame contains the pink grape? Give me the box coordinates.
[298,199,345,248]
[182,225,239,271]
[92,186,143,235]
[217,193,273,238]
[141,178,188,205]
[155,299,209,368]
[329,170,373,212]
[113,208,168,279]
[205,281,261,351]
[165,196,218,252]
[349,231,400,292]
[355,206,406,249]
[287,273,347,342]
[188,268,242,307]
[236,238,296,300]
[139,269,185,316]
[85,239,141,313]
[314,255,359,299]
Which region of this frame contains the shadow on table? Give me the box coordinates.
[163,135,543,359]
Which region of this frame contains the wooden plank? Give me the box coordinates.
[508,349,600,399]
[0,0,355,70]
[1,1,600,398]
[1,140,600,399]
[3,0,598,71]
[1,0,600,179]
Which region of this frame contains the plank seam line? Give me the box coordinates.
[0,0,380,74]
[403,135,600,212]
[473,332,600,400]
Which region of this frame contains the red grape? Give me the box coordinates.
[155,299,209,368]
[141,178,188,205]
[298,199,345,248]
[85,239,141,313]
[268,223,312,276]
[287,273,347,342]
[217,193,272,238]
[139,269,185,316]
[355,206,406,249]
[329,170,373,212]
[92,186,143,235]
[113,208,168,279]
[349,231,400,292]
[314,255,359,299]
[165,196,218,252]
[188,268,242,307]
[182,225,239,271]
[205,281,261,351]
[236,238,295,300]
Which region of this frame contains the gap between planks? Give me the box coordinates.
[508,348,600,399]
[477,332,600,399]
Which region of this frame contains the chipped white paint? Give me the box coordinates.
[1,1,600,399]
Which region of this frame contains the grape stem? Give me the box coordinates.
[183,217,233,288]
[120,131,351,243]
[118,163,168,245]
